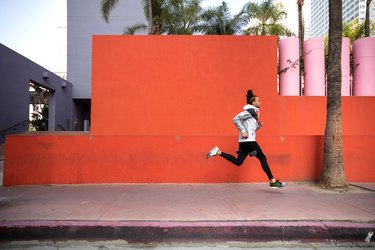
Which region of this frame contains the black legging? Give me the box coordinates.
[220,141,274,180]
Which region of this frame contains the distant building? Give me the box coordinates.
[311,0,375,38]
[67,0,145,131]
[304,0,312,39]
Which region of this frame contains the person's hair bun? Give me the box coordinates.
[246,89,256,104]
[247,90,254,98]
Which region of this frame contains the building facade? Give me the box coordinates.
[0,44,73,143]
[67,0,145,130]
[303,0,312,39]
[311,0,375,38]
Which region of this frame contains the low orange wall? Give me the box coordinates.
[3,36,375,186]
[4,134,374,186]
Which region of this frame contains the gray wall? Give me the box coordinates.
[0,44,73,143]
[67,0,146,99]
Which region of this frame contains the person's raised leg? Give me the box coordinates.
[220,149,247,166]
[206,146,247,166]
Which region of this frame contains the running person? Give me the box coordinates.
[206,89,286,188]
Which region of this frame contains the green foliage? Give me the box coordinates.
[321,19,375,75]
[29,83,49,131]
[124,23,148,34]
[161,0,203,34]
[343,19,375,43]
[100,0,294,36]
[197,2,247,35]
[343,19,366,43]
[242,0,294,37]
[101,0,119,23]
[30,105,48,131]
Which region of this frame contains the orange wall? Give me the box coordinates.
[4,134,374,185]
[91,36,278,136]
[275,96,375,136]
[4,36,375,186]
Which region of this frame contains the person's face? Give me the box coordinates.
[252,97,261,108]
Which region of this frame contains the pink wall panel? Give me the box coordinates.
[279,37,300,96]
[304,38,325,96]
[353,37,375,96]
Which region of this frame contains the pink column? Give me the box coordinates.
[303,38,325,96]
[341,38,350,96]
[353,37,375,96]
[279,37,300,95]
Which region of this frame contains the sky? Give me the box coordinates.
[0,0,298,74]
[0,0,67,74]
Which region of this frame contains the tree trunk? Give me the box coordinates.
[148,0,154,34]
[320,0,347,191]
[298,2,304,95]
[365,0,372,37]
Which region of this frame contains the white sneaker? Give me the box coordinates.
[206,146,219,159]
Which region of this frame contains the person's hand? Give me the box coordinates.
[242,131,248,138]
[258,121,263,127]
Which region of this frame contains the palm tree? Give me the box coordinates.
[365,0,373,37]
[343,19,366,43]
[160,0,203,34]
[243,0,294,37]
[100,0,162,34]
[297,0,304,94]
[197,1,246,35]
[320,0,347,191]
[101,0,118,23]
[297,0,304,53]
[102,0,203,35]
[124,23,149,34]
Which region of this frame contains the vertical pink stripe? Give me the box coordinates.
[353,37,375,96]
[304,38,325,96]
[279,37,300,96]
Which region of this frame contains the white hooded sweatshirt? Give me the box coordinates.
[232,104,261,142]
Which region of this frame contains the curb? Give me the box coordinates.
[0,221,374,243]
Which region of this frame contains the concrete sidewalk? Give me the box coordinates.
[0,182,374,243]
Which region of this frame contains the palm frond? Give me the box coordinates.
[198,1,245,35]
[161,0,202,34]
[242,0,291,37]
[100,0,119,23]
[123,23,148,35]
